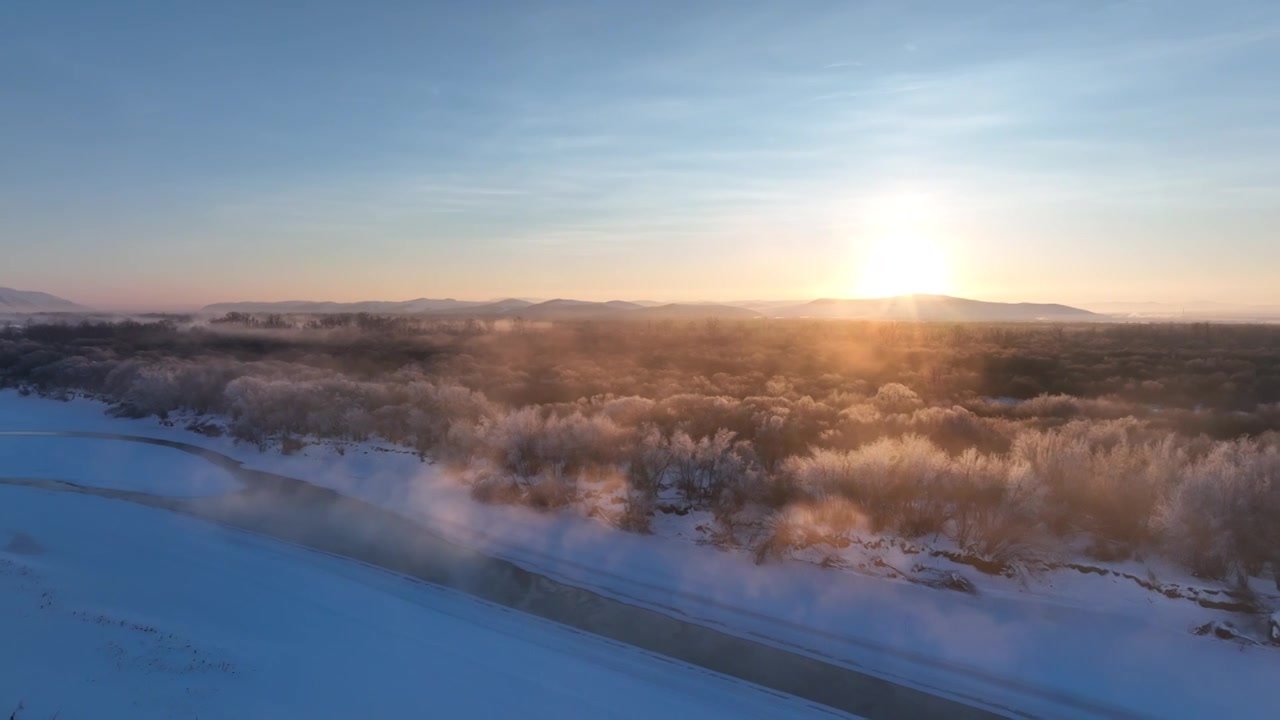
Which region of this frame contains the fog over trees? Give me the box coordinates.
[3,315,1278,589]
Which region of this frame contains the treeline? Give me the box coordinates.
[1,318,1278,587]
[9,317,1280,411]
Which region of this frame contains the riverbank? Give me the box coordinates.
[3,390,1278,718]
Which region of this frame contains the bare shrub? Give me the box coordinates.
[783,436,953,537]
[1158,440,1280,579]
[625,425,673,494]
[754,498,868,563]
[670,429,748,505]
[524,471,577,511]
[479,408,627,478]
[618,486,655,534]
[469,469,524,505]
[1012,422,1179,549]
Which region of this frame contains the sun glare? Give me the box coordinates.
[854,191,952,298]
[856,237,950,298]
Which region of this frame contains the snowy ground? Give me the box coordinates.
[3,390,1278,718]
[0,433,238,496]
[0,483,839,719]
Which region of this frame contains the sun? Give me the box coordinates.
[856,236,950,297]
[854,191,952,298]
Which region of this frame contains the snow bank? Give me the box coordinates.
[0,434,238,497]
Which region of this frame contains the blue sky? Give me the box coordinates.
[2,0,1278,307]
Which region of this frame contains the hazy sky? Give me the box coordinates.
[3,1,1278,308]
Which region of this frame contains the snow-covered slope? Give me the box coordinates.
[0,483,835,719]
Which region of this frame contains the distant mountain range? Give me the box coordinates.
[5,287,1274,321]
[770,295,1102,321]
[6,282,1276,323]
[1081,301,1280,320]
[205,297,764,321]
[202,298,495,315]
[0,287,83,313]
[201,294,1103,322]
